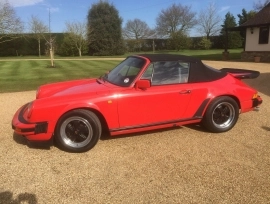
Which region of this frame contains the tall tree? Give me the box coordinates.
[87,1,125,56]
[28,15,48,57]
[156,3,197,36]
[65,21,88,57]
[197,2,221,39]
[237,9,256,25]
[123,18,154,52]
[0,2,23,43]
[254,0,270,11]
[123,19,152,39]
[220,12,242,49]
[237,9,256,46]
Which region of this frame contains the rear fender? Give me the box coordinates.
[202,95,241,116]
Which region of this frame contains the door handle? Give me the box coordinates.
[179,90,191,94]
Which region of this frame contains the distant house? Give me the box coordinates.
[237,3,270,62]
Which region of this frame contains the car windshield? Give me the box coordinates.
[103,57,146,87]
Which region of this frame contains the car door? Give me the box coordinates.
[117,61,192,128]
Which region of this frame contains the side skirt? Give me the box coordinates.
[109,117,202,136]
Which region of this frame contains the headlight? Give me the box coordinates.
[25,102,34,119]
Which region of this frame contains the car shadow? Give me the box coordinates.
[13,133,51,150]
[0,191,37,204]
[184,124,209,133]
[243,72,270,97]
[262,126,270,131]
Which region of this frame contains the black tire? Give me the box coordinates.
[55,109,101,153]
[202,96,239,133]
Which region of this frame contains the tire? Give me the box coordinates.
[55,109,101,153]
[202,96,239,133]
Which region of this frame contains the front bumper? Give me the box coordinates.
[12,104,51,141]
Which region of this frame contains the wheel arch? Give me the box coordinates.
[201,94,240,133]
[204,94,241,116]
[219,95,241,109]
[54,106,110,135]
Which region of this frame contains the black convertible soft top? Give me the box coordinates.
[137,54,227,83]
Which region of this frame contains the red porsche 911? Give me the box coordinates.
[12,54,262,152]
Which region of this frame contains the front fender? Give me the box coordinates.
[59,102,101,117]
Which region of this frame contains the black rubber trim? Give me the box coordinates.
[18,103,31,124]
[193,98,210,117]
[35,122,48,134]
[221,68,260,79]
[12,125,35,133]
[14,103,48,134]
[252,98,262,107]
[110,117,202,132]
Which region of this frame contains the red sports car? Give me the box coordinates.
[12,54,262,152]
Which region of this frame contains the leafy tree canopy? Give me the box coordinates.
[220,12,242,49]
[87,1,125,56]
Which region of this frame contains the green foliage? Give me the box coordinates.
[58,34,88,56]
[0,33,65,56]
[58,35,78,56]
[237,9,257,46]
[87,1,125,56]
[220,12,243,49]
[198,37,212,50]
[125,39,141,52]
[191,36,223,49]
[237,9,256,25]
[168,31,191,51]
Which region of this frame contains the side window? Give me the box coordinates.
[178,62,189,83]
[151,61,190,85]
[141,63,154,80]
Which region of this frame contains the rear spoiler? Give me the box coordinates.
[220,68,260,79]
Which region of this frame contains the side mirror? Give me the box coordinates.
[135,79,151,90]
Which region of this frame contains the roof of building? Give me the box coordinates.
[240,3,270,27]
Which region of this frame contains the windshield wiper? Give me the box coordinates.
[97,74,108,84]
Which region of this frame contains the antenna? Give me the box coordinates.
[49,7,51,40]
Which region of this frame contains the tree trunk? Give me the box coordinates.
[78,48,82,57]
[38,38,41,57]
[50,48,54,67]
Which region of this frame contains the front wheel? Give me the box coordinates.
[202,97,239,133]
[55,109,101,152]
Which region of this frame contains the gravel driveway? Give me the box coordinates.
[0,61,269,203]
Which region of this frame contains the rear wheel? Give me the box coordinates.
[202,96,239,133]
[55,109,101,152]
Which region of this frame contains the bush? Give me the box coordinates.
[198,37,212,50]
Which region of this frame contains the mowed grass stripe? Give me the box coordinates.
[0,60,121,93]
[54,60,95,80]
[78,60,120,77]
[0,61,14,76]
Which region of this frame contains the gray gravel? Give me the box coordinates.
[0,61,270,203]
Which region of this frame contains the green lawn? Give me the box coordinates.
[0,60,121,93]
[0,49,242,93]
